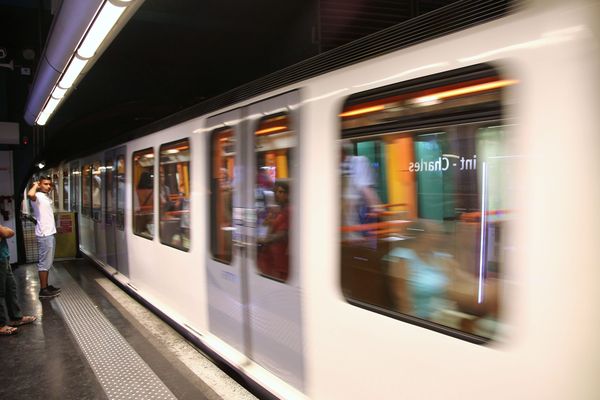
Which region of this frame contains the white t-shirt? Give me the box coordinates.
[31,192,56,237]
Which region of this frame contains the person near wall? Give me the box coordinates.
[27,176,61,299]
[0,223,37,336]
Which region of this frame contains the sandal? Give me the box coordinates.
[0,325,18,336]
[9,315,37,326]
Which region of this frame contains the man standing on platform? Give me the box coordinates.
[28,176,61,299]
[0,223,37,335]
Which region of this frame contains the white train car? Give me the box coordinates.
[53,0,600,398]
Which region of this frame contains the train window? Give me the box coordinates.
[116,156,125,231]
[255,113,294,282]
[340,65,515,343]
[159,139,191,251]
[92,161,102,222]
[210,127,234,264]
[105,159,114,225]
[52,172,59,206]
[62,167,69,211]
[70,162,80,212]
[81,164,91,217]
[133,148,154,239]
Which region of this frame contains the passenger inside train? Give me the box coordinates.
[257,180,290,282]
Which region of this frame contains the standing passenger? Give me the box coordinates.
[27,176,61,299]
[257,180,290,281]
[0,223,37,335]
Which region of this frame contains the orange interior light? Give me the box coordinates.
[255,125,288,135]
[339,104,385,118]
[412,79,518,104]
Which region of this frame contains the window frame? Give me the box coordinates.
[209,126,235,264]
[116,155,125,231]
[105,158,114,225]
[339,63,510,345]
[91,161,102,222]
[253,112,294,283]
[81,163,92,217]
[158,138,191,252]
[62,166,69,211]
[69,162,80,213]
[132,147,155,240]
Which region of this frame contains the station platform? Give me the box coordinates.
[0,259,259,400]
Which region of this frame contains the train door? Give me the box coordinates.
[206,107,245,351]
[114,147,129,276]
[104,150,117,268]
[206,91,304,390]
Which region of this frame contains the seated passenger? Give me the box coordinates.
[386,219,500,334]
[385,220,453,320]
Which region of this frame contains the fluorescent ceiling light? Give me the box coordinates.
[44,97,61,115]
[77,1,128,59]
[35,0,136,126]
[59,56,89,88]
[51,86,67,99]
[37,97,62,125]
[37,112,51,126]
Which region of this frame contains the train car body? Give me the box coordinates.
[48,0,600,398]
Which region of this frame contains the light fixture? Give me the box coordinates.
[51,86,67,99]
[35,0,135,126]
[36,96,62,125]
[77,1,129,59]
[37,161,46,169]
[58,55,89,89]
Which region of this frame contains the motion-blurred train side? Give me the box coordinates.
[41,1,600,398]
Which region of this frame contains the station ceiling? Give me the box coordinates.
[1,0,458,168]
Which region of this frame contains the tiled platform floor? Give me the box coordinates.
[0,259,257,400]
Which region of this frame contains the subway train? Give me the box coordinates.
[36,1,600,399]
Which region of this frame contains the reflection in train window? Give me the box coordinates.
[116,156,125,231]
[159,139,191,251]
[255,113,294,282]
[82,164,91,217]
[63,167,69,211]
[70,162,80,213]
[210,128,234,264]
[105,159,114,225]
[340,65,515,342]
[92,161,102,222]
[133,148,154,239]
